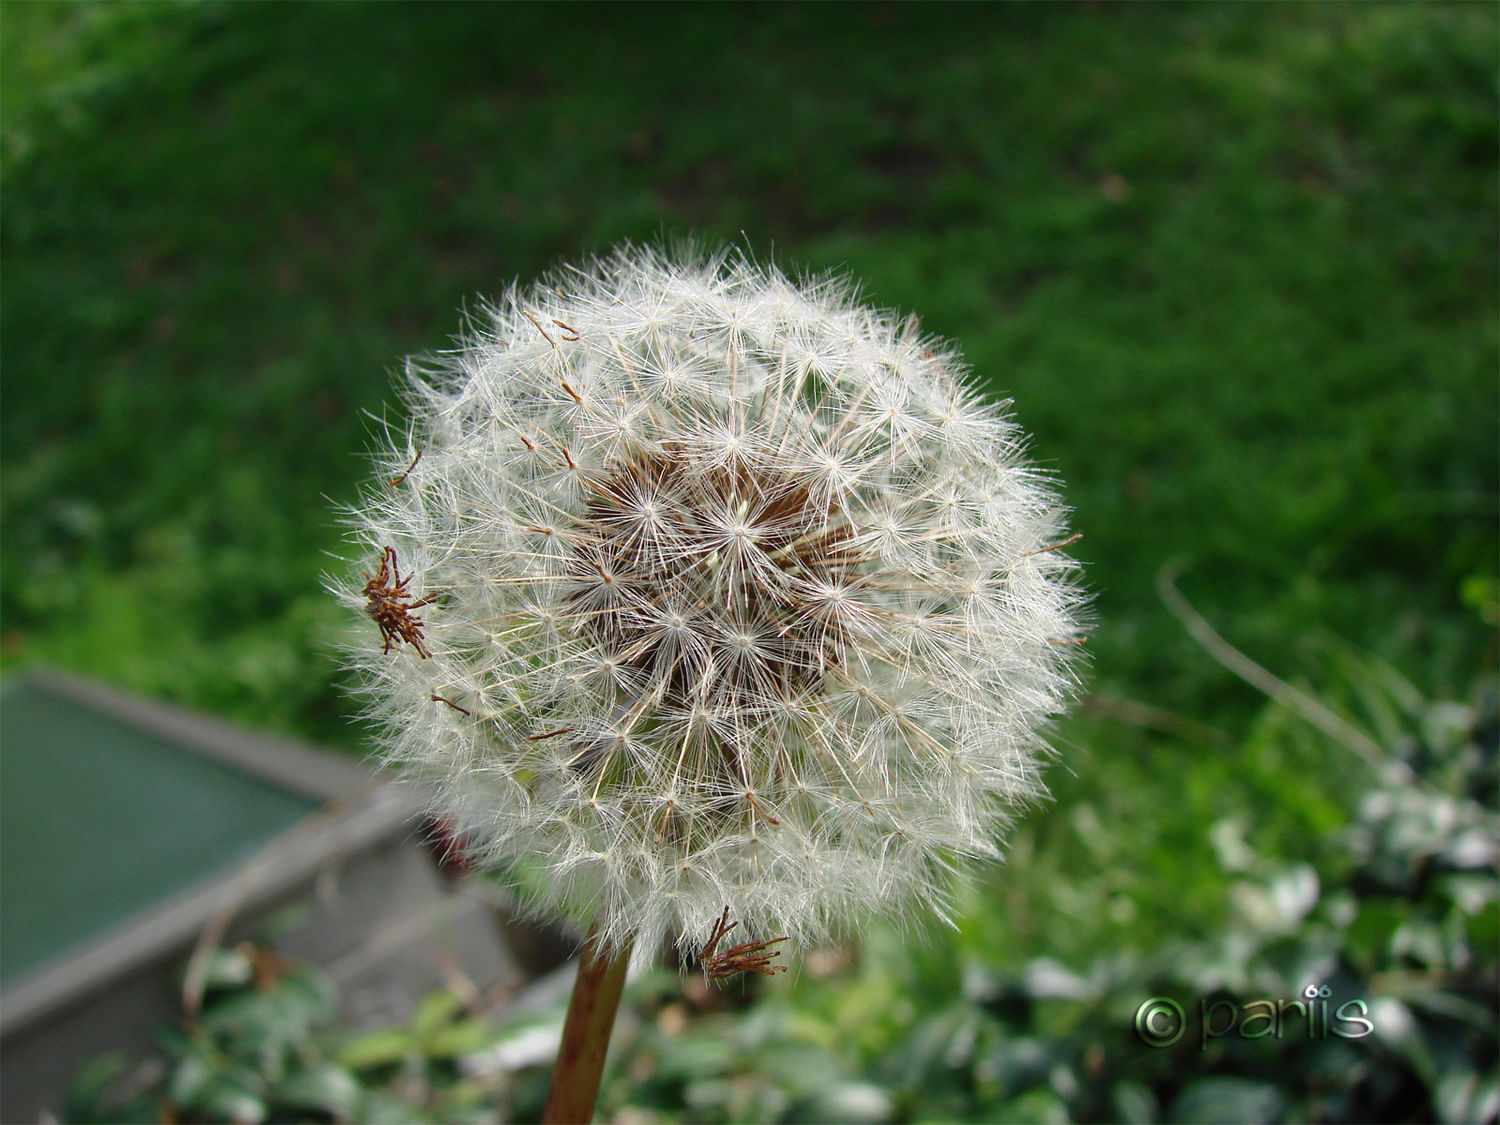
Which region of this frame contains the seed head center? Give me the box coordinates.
[569,450,856,706]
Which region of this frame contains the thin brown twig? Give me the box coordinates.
[1156,558,1421,787]
[743,789,781,825]
[522,309,556,346]
[388,446,424,487]
[1028,532,1083,557]
[431,693,471,716]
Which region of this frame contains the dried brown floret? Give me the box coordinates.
[700,906,787,982]
[362,546,435,658]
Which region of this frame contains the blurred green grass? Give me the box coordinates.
[2,0,1495,992]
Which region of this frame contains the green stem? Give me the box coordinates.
[542,924,631,1124]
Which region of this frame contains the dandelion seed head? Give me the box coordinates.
[339,245,1085,959]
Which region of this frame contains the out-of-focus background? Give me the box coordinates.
[2,3,1495,1122]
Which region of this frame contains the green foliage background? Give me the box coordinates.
[3,2,1495,1122]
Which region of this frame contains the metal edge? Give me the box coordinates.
[0,741,426,1037]
[0,783,417,1035]
[21,667,374,802]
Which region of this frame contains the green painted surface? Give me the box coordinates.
[0,681,316,984]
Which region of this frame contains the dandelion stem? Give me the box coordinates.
[542,923,631,1124]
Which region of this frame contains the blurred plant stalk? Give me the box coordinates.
[542,926,630,1124]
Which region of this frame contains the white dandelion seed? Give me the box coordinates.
[337,244,1086,963]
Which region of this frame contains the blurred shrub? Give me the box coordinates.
[578,663,1495,1124]
[68,944,507,1124]
[70,660,1496,1124]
